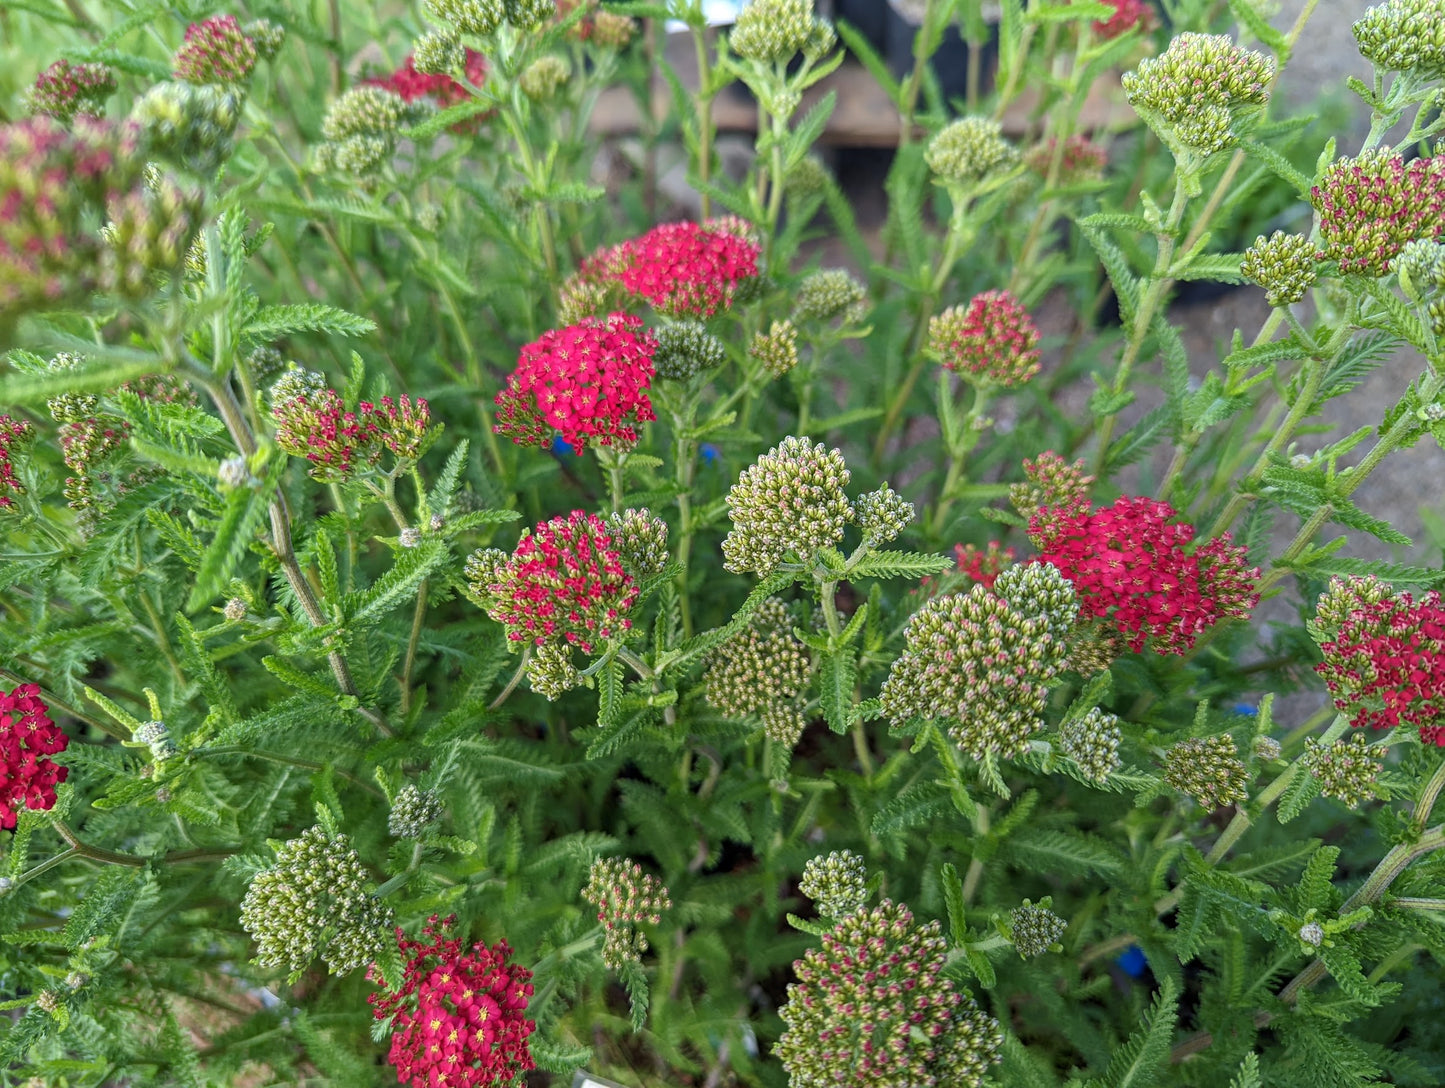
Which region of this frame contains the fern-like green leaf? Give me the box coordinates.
[1098,976,1179,1088]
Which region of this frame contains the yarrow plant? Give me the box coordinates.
[7,0,1445,1084]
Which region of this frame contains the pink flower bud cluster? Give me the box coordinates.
[494,313,657,454]
[1313,577,1445,744]
[0,415,35,511]
[1029,496,1260,655]
[174,15,259,84]
[483,510,637,655]
[369,915,536,1088]
[28,60,116,122]
[272,388,431,480]
[578,219,761,318]
[1312,150,1445,276]
[582,857,672,968]
[1,683,69,830]
[928,289,1042,387]
[1010,450,1094,527]
[1024,133,1108,184]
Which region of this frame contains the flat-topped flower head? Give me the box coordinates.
[799,850,868,919]
[28,60,116,121]
[1312,579,1445,743]
[651,320,726,381]
[271,386,383,481]
[0,684,68,829]
[173,15,259,85]
[1010,899,1067,958]
[1242,230,1319,306]
[0,416,35,512]
[1353,0,1445,79]
[487,510,637,655]
[751,319,799,378]
[239,825,395,977]
[1305,733,1383,807]
[101,172,205,296]
[930,290,1042,387]
[730,0,820,62]
[389,783,444,838]
[374,394,432,459]
[722,436,852,575]
[926,117,1018,187]
[1165,734,1248,810]
[1312,151,1445,276]
[854,483,914,547]
[703,598,811,719]
[1092,0,1157,40]
[1058,707,1123,783]
[580,220,761,318]
[425,0,506,35]
[314,84,430,178]
[582,857,672,969]
[605,507,670,578]
[776,899,1002,1088]
[494,313,656,453]
[369,914,535,1088]
[880,582,1072,760]
[1030,496,1260,654]
[1122,33,1274,155]
[793,268,868,325]
[371,47,488,113]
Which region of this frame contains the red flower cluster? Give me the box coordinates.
[494,313,656,454]
[1091,0,1156,40]
[370,915,535,1088]
[0,415,34,510]
[173,15,259,84]
[1316,588,1445,744]
[485,511,637,654]
[929,289,1042,387]
[370,49,488,111]
[1312,151,1445,276]
[580,220,761,317]
[954,541,1015,588]
[1,684,69,830]
[1024,134,1108,184]
[272,388,431,480]
[1029,496,1259,654]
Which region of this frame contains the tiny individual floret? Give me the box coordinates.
[853,483,914,547]
[495,314,656,454]
[721,436,852,576]
[1093,0,1157,39]
[413,27,464,74]
[1312,150,1445,277]
[173,15,260,85]
[1121,33,1274,155]
[239,825,395,977]
[1164,735,1249,810]
[369,915,535,1088]
[1010,899,1067,959]
[578,220,761,318]
[776,900,1002,1088]
[1352,0,1445,80]
[526,640,583,700]
[880,584,1071,760]
[751,319,799,378]
[520,55,569,99]
[1241,230,1319,306]
[929,289,1042,387]
[1024,133,1108,184]
[0,416,35,512]
[131,81,242,175]
[606,508,670,578]
[0,684,69,829]
[582,857,672,969]
[425,0,505,34]
[799,850,868,918]
[926,116,1019,187]
[703,599,811,718]
[487,511,637,654]
[651,320,726,381]
[389,783,444,838]
[1304,732,1382,808]
[730,0,821,62]
[1058,708,1123,784]
[243,19,286,60]
[27,60,116,121]
[223,598,248,622]
[793,268,868,325]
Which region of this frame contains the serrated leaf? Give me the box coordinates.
[848,551,953,580]
[1099,976,1179,1088]
[188,462,282,610]
[244,304,375,341]
[346,539,450,625]
[618,958,650,1032]
[819,648,856,735]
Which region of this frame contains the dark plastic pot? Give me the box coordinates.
[833,0,890,49]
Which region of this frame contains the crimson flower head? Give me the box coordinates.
[1313,578,1445,744]
[486,510,638,655]
[272,387,383,481]
[580,219,761,317]
[1091,0,1157,40]
[954,541,1015,588]
[368,48,488,119]
[494,313,657,454]
[370,915,535,1088]
[929,289,1042,387]
[1312,151,1445,276]
[1,683,69,830]
[1029,496,1259,654]
[0,415,35,511]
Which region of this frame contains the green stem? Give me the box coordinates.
[400,579,428,717]
[961,806,991,905]
[693,25,717,220]
[489,650,532,710]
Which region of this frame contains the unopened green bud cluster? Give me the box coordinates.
[926,117,1018,186]
[131,82,241,175]
[799,849,868,918]
[993,562,1078,644]
[526,640,583,700]
[853,483,914,547]
[239,826,394,977]
[652,321,726,380]
[46,353,98,423]
[722,436,852,575]
[606,507,670,578]
[730,0,831,62]
[582,857,672,969]
[793,269,868,325]
[1305,732,1382,808]
[752,319,799,378]
[414,28,464,74]
[880,565,1076,760]
[704,598,811,722]
[425,0,506,35]
[101,173,204,295]
[1010,899,1067,959]
[1122,33,1274,155]
[506,0,555,30]
[1164,734,1249,810]
[463,546,511,609]
[1058,707,1123,783]
[388,783,444,838]
[315,86,428,179]
[1352,0,1445,79]
[1241,230,1318,306]
[520,56,570,100]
